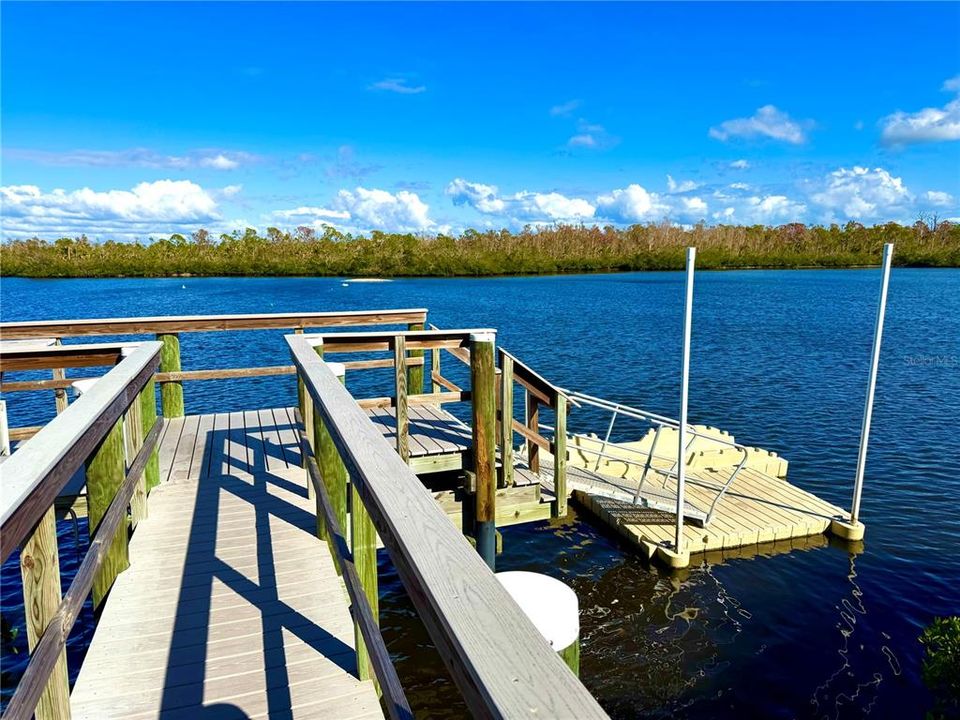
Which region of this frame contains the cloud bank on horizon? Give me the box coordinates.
[1,2,957,241]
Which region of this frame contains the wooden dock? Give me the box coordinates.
[1,307,875,720]
[70,407,382,720]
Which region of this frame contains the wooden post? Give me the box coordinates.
[393,336,410,464]
[351,478,378,686]
[407,321,424,395]
[314,359,348,573]
[124,390,147,528]
[86,419,128,607]
[526,390,540,474]
[296,332,316,501]
[499,354,515,488]
[431,346,441,394]
[19,509,71,720]
[139,378,161,493]
[157,333,184,418]
[553,395,568,518]
[470,332,497,570]
[53,338,68,415]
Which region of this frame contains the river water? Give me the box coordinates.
[1,269,957,718]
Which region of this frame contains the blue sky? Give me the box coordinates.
[2,1,958,240]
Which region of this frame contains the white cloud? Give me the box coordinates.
[595,185,667,223]
[568,134,597,148]
[730,159,750,169]
[811,166,913,220]
[335,187,433,231]
[880,78,960,145]
[5,147,256,170]
[566,120,617,150]
[923,190,954,207]
[550,99,581,117]
[1,180,221,239]
[446,178,594,223]
[666,175,699,193]
[221,184,243,197]
[200,154,239,170]
[709,105,810,144]
[369,78,426,94]
[446,179,506,213]
[744,195,807,222]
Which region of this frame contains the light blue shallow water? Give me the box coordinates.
[1,269,958,718]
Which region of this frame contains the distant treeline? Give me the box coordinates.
[2,222,958,278]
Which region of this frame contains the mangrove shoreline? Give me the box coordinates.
[2,222,958,278]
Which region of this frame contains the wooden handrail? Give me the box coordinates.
[499,348,567,408]
[0,342,163,563]
[2,416,164,720]
[310,328,495,353]
[288,334,608,719]
[295,418,414,720]
[0,308,428,339]
[0,343,136,372]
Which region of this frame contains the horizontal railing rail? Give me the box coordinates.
[0,309,429,419]
[0,342,164,720]
[0,309,428,338]
[288,334,608,719]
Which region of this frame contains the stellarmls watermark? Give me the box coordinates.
[904,354,959,368]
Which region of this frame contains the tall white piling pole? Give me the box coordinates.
[675,247,696,554]
[850,243,894,524]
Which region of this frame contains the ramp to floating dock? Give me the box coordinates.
[70,408,383,720]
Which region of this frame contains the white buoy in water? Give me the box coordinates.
[496,571,580,675]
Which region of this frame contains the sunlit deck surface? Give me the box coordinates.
[70,407,383,720]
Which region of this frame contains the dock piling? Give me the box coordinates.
[553,394,568,518]
[470,332,497,570]
[18,509,70,720]
[157,333,184,418]
[393,336,410,464]
[499,353,515,487]
[407,321,425,395]
[85,419,129,606]
[672,247,696,566]
[314,358,349,571]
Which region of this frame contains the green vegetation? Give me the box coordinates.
[921,616,960,719]
[2,222,958,278]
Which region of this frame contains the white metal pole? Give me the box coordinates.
[675,247,696,553]
[850,242,894,524]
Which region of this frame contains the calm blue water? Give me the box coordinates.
[1,270,958,718]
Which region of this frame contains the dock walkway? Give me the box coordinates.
[70,408,383,720]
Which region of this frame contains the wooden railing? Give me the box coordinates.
[288,334,608,719]
[498,348,569,516]
[0,343,164,720]
[303,328,500,563]
[0,309,428,419]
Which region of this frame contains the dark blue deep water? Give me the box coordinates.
[1,270,958,718]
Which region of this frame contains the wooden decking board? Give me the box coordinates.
[71,408,382,719]
[365,404,472,459]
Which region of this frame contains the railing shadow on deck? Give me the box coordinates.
[157,418,353,719]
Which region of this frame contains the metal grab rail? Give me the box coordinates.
[545,390,754,526]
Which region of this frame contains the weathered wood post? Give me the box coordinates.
[53,338,68,415]
[526,390,540,474]
[431,345,442,394]
[86,418,129,607]
[352,460,378,686]
[312,348,348,572]
[140,377,161,493]
[470,332,497,570]
[19,510,70,719]
[553,394,568,518]
[393,335,410,464]
[407,321,424,395]
[499,353,515,488]
[295,329,315,501]
[157,333,184,418]
[124,388,147,528]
